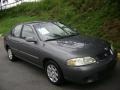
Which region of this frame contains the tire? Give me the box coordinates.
[7,48,16,61]
[45,60,64,85]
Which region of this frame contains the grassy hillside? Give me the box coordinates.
[0,0,120,50]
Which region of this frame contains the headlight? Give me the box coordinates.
[67,57,96,66]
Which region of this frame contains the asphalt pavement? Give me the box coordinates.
[0,38,120,90]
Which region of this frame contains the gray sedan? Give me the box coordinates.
[4,21,117,85]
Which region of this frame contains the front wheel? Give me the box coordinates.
[45,60,64,85]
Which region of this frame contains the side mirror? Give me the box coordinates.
[25,37,37,43]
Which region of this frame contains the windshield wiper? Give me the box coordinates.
[45,37,64,41]
[45,33,79,41]
[45,34,66,41]
[45,39,58,41]
[62,33,79,38]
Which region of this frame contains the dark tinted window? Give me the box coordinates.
[13,25,22,37]
[22,25,35,38]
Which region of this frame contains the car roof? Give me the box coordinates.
[19,21,58,26]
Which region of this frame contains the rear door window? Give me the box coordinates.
[13,25,22,38]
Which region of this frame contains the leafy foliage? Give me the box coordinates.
[0,0,119,50]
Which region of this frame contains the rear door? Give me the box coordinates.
[7,24,25,58]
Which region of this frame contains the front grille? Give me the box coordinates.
[96,49,111,60]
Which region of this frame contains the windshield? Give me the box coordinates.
[34,22,78,41]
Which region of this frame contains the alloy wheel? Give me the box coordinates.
[47,64,59,83]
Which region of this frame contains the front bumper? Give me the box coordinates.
[63,53,117,83]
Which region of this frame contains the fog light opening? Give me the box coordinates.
[83,74,98,83]
[87,79,94,83]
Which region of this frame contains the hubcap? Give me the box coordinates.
[8,49,13,60]
[47,64,59,83]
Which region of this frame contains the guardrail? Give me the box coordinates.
[0,0,41,10]
[0,0,23,10]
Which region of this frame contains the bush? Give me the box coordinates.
[0,0,119,50]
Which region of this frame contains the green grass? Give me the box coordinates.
[0,16,38,34]
[0,0,119,51]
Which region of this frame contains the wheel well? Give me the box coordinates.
[43,58,53,69]
[43,58,60,69]
[5,45,9,51]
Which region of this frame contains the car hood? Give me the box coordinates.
[47,35,110,57]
